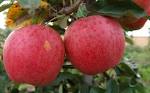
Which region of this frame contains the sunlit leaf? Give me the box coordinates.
[76,3,88,18]
[0,3,12,12]
[54,16,69,29]
[117,62,137,77]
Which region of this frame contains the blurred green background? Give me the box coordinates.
[125,44,150,93]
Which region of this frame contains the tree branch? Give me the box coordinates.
[59,0,82,15]
[44,0,83,22]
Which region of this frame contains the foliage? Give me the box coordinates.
[0,0,150,93]
[0,28,146,93]
[125,45,150,64]
[125,45,150,93]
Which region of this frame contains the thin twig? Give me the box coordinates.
[59,0,82,15]
[49,4,57,13]
[15,15,31,25]
[70,0,73,6]
[49,14,65,22]
[62,0,66,7]
[44,0,82,22]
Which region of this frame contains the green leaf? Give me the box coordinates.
[52,72,81,86]
[106,79,119,93]
[122,88,134,93]
[0,0,3,4]
[87,0,106,12]
[100,2,145,18]
[117,62,138,77]
[18,84,35,91]
[0,3,12,12]
[18,0,40,9]
[0,77,10,93]
[90,87,105,93]
[76,3,88,18]
[54,16,69,29]
[135,83,145,93]
[87,0,146,18]
[79,84,90,93]
[11,88,19,93]
[118,76,131,88]
[50,24,65,35]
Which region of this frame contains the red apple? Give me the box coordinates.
[120,17,147,30]
[146,7,150,15]
[3,24,65,86]
[64,15,125,75]
[133,0,150,16]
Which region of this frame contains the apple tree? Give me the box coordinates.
[0,0,149,93]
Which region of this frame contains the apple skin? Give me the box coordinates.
[3,24,65,86]
[124,17,147,30]
[133,0,150,9]
[146,7,150,15]
[64,15,125,75]
[133,0,150,16]
[119,17,147,30]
